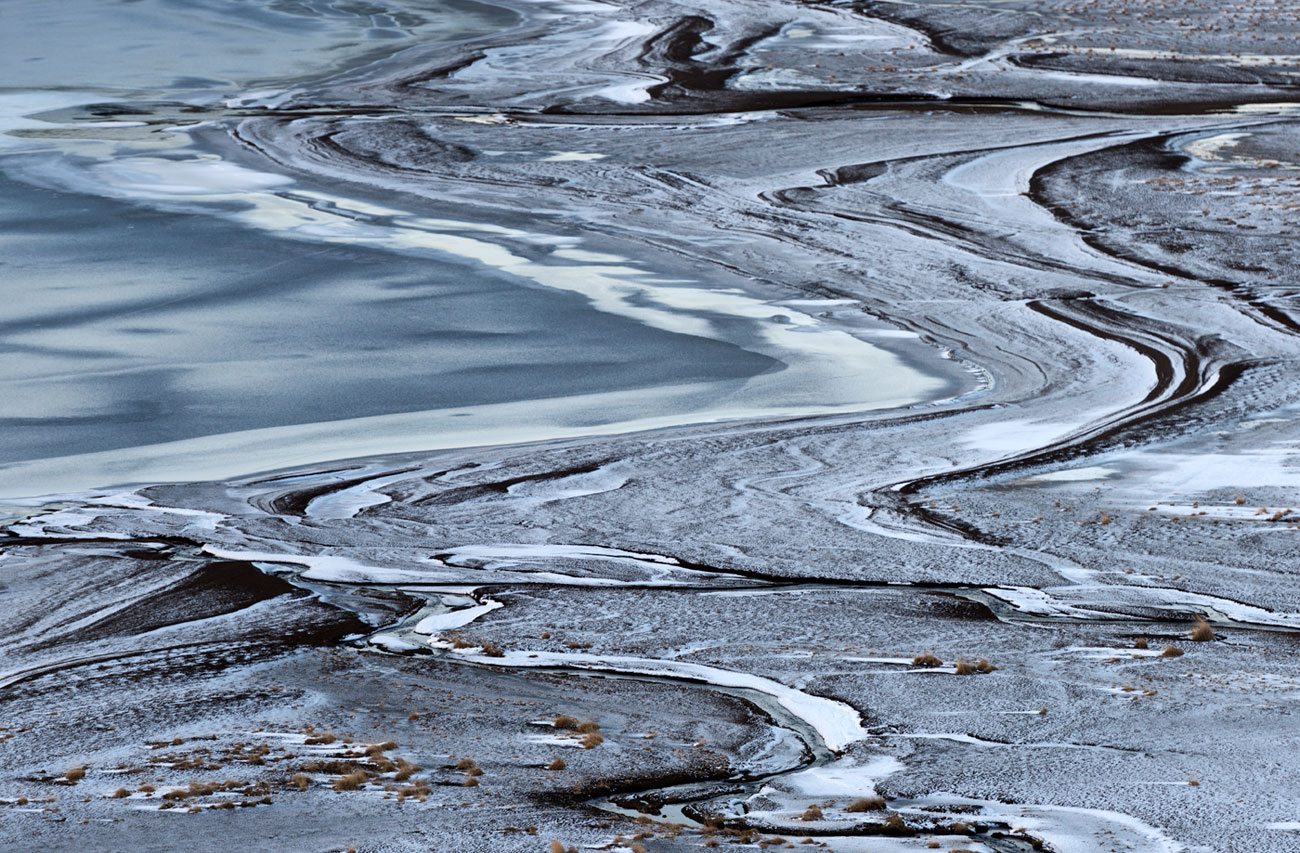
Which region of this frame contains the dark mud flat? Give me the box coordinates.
[6,1,1300,851]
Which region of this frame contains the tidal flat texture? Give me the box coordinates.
[3,1,1300,852]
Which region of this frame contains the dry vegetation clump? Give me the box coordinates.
[455,757,476,770]
[912,653,942,667]
[1161,644,1185,658]
[1190,618,1216,642]
[304,732,336,745]
[954,658,976,675]
[480,640,505,658]
[553,715,579,730]
[845,796,886,812]
[332,770,370,791]
[881,814,912,835]
[576,720,600,734]
[392,757,419,781]
[548,843,578,853]
[110,788,129,799]
[1134,637,1149,649]
[290,773,311,792]
[800,804,823,821]
[580,733,604,749]
[464,776,479,788]
[63,766,87,784]
[547,758,566,771]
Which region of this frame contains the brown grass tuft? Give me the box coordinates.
[304,732,335,745]
[1161,644,1185,658]
[881,814,911,834]
[954,658,976,675]
[110,788,129,799]
[547,758,566,771]
[64,766,86,783]
[1190,618,1215,642]
[552,715,579,730]
[463,776,479,788]
[290,773,311,792]
[480,640,505,657]
[800,804,823,821]
[575,720,600,734]
[1134,637,1148,650]
[580,733,604,749]
[455,758,477,770]
[332,771,369,791]
[844,796,885,812]
[912,653,942,667]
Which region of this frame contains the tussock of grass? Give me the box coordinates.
[552,715,579,730]
[304,732,335,745]
[1161,644,1185,658]
[464,776,479,788]
[64,766,86,783]
[332,770,369,791]
[845,796,885,812]
[290,773,311,792]
[800,804,823,821]
[547,758,566,771]
[580,733,604,749]
[912,653,942,667]
[576,720,600,734]
[954,658,975,675]
[455,757,476,770]
[110,788,129,799]
[1134,637,1149,649]
[1190,618,1215,642]
[364,741,397,755]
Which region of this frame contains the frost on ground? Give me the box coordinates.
[5,0,1300,851]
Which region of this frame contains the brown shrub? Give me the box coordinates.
[954,659,975,675]
[455,758,477,770]
[64,766,87,783]
[110,788,129,799]
[290,773,311,792]
[1161,645,1185,658]
[553,715,579,730]
[800,804,823,821]
[304,732,335,745]
[1134,638,1149,650]
[976,659,996,673]
[364,741,397,755]
[576,721,600,734]
[547,758,566,771]
[844,796,885,812]
[912,654,942,667]
[580,733,604,749]
[464,776,479,788]
[1190,618,1215,642]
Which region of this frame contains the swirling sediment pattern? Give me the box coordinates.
[4,1,1300,850]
